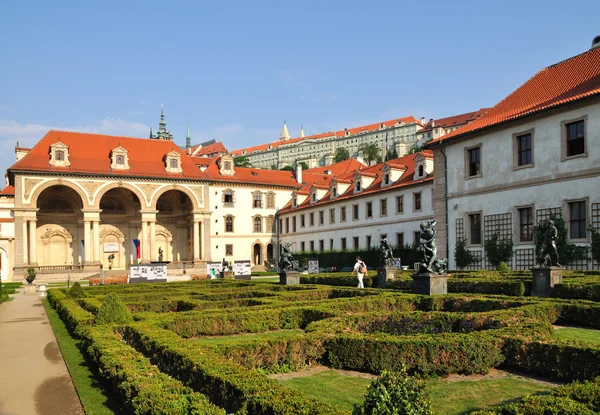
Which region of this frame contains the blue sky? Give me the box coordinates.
[1,0,599,175]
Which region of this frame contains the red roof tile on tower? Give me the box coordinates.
[426,47,600,146]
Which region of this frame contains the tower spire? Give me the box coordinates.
[154,104,173,141]
[279,120,291,141]
[300,125,305,138]
[186,122,191,150]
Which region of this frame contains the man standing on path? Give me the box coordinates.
[352,256,368,288]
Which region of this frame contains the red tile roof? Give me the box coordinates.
[8,131,301,188]
[231,116,417,156]
[190,141,227,157]
[0,185,15,196]
[426,47,600,146]
[304,158,365,176]
[418,109,490,134]
[279,150,433,213]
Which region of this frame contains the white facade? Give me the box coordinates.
[0,193,15,282]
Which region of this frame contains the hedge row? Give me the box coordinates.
[553,282,600,302]
[122,324,346,415]
[47,289,94,335]
[81,326,225,415]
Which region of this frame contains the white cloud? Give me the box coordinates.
[0,117,151,175]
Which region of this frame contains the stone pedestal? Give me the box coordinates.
[531,267,563,297]
[222,271,234,279]
[279,271,301,285]
[412,273,449,295]
[377,267,397,288]
[24,285,36,295]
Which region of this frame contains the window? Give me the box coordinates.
[254,217,262,232]
[266,193,275,208]
[466,146,481,177]
[319,211,324,225]
[366,202,373,218]
[565,119,585,157]
[225,244,233,256]
[330,239,334,250]
[285,217,289,233]
[414,231,420,245]
[301,242,305,251]
[278,219,282,232]
[330,208,335,224]
[353,204,359,220]
[332,187,338,197]
[469,213,482,245]
[413,192,421,212]
[310,241,315,251]
[516,132,533,167]
[309,212,315,226]
[396,195,404,214]
[319,240,324,252]
[116,155,125,165]
[383,174,390,185]
[169,158,179,169]
[301,214,305,227]
[225,216,234,232]
[397,232,404,247]
[418,165,424,176]
[341,207,347,222]
[355,181,361,192]
[381,233,387,241]
[518,207,533,242]
[223,191,234,207]
[55,150,65,161]
[266,216,274,232]
[224,161,231,170]
[353,236,359,250]
[311,193,316,203]
[366,235,372,248]
[341,237,347,250]
[569,201,587,239]
[253,193,262,208]
[380,199,387,216]
[292,216,297,232]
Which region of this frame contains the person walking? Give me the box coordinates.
[352,256,368,288]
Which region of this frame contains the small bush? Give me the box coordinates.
[496,261,510,273]
[68,282,85,298]
[352,367,433,415]
[95,293,133,325]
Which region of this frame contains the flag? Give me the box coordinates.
[132,239,141,260]
[385,131,389,161]
[80,240,85,262]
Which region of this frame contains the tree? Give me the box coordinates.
[533,215,588,266]
[591,227,600,267]
[484,231,514,269]
[360,142,381,165]
[95,293,133,325]
[298,161,309,170]
[386,147,399,161]
[408,143,422,154]
[280,166,294,171]
[353,367,433,415]
[334,147,350,163]
[233,155,251,168]
[455,237,477,269]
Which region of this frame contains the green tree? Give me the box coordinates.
[353,367,433,415]
[233,155,252,168]
[484,231,514,268]
[360,142,381,165]
[95,293,133,325]
[68,282,85,298]
[533,215,589,266]
[386,147,399,161]
[280,165,294,171]
[591,227,600,267]
[334,147,350,163]
[408,143,422,154]
[455,237,477,269]
[298,161,309,170]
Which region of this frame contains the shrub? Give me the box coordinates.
[590,227,600,268]
[95,293,133,325]
[352,367,433,415]
[496,261,510,273]
[68,282,85,298]
[455,237,477,269]
[484,232,514,268]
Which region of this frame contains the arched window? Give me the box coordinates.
[55,150,65,161]
[418,165,424,177]
[266,193,275,208]
[332,187,337,197]
[253,192,262,208]
[356,181,361,192]
[266,216,274,232]
[254,216,262,233]
[384,174,390,185]
[225,216,234,232]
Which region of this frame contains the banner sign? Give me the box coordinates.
[308,259,319,274]
[207,262,223,275]
[129,264,167,283]
[234,260,251,280]
[103,242,120,253]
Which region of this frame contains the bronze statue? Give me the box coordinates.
[280,243,294,272]
[417,219,447,274]
[540,219,561,267]
[379,237,395,267]
[158,247,164,262]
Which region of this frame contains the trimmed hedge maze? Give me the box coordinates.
[48,280,600,414]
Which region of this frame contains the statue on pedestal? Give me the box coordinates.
[539,219,561,267]
[158,247,164,262]
[417,220,447,274]
[379,237,395,267]
[280,243,294,272]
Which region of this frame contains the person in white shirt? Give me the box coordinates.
[352,255,368,288]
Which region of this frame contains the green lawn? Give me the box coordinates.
[279,369,554,414]
[195,329,305,344]
[43,299,125,415]
[555,326,600,345]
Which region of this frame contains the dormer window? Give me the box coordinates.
[219,154,235,176]
[110,146,130,170]
[332,187,337,198]
[384,174,390,185]
[164,150,182,173]
[356,181,361,192]
[224,161,231,170]
[49,141,71,167]
[311,193,316,203]
[292,197,297,207]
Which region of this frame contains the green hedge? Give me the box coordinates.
[47,289,94,336]
[553,282,600,302]
[293,247,420,270]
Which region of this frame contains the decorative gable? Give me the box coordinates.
[164,150,182,173]
[49,141,71,167]
[353,169,376,193]
[413,153,433,180]
[110,145,130,170]
[381,163,406,188]
[219,154,235,176]
[330,178,351,199]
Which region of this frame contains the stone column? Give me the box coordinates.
[202,215,211,260]
[22,219,29,265]
[193,220,200,262]
[83,220,92,264]
[93,221,101,264]
[141,220,149,263]
[149,220,156,262]
[28,219,37,265]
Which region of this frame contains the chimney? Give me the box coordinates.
[592,35,600,50]
[420,117,425,125]
[296,163,303,184]
[430,118,435,127]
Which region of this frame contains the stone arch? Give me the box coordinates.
[39,225,73,266]
[151,185,199,211]
[155,225,173,262]
[251,239,264,266]
[0,247,9,282]
[93,182,147,210]
[28,179,89,208]
[99,225,126,270]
